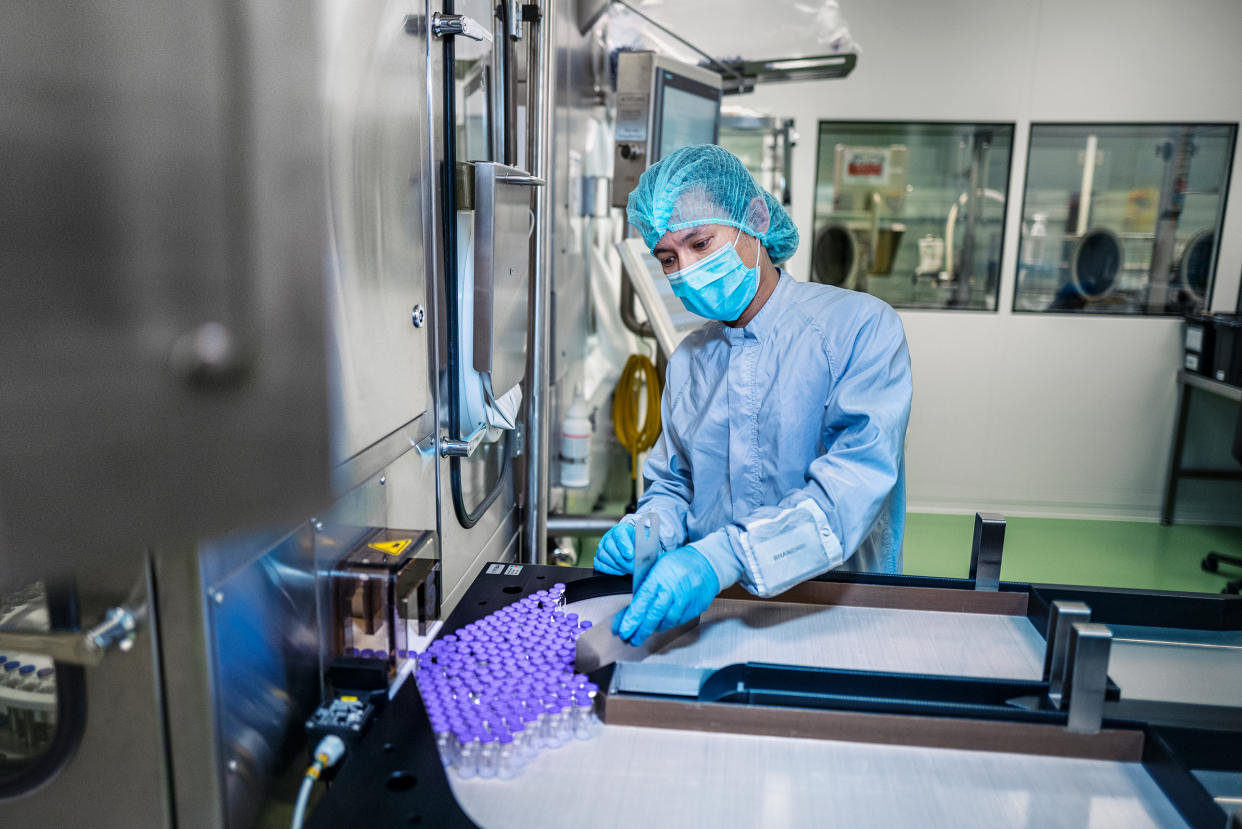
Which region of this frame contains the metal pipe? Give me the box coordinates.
[1075,133,1098,238]
[1145,127,1193,312]
[951,131,990,308]
[546,514,624,535]
[501,3,518,166]
[620,274,655,338]
[490,8,506,161]
[522,0,556,564]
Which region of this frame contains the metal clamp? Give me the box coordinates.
[1065,621,1113,734]
[969,512,1006,591]
[0,604,142,666]
[504,0,522,40]
[429,12,494,42]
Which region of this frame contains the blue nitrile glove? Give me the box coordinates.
[593,523,635,575]
[612,545,720,647]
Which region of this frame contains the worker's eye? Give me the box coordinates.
[693,237,711,250]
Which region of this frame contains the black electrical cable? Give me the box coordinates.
[442,10,511,529]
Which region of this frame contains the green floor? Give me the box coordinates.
[578,514,1242,594]
[904,513,1242,594]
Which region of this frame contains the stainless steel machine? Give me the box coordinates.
[0,0,596,824]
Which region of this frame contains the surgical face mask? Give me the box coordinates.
[665,229,761,322]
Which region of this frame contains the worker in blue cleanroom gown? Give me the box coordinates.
[595,144,912,647]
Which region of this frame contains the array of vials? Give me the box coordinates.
[415,583,602,779]
[0,659,53,694]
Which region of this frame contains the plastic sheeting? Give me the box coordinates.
[599,0,859,82]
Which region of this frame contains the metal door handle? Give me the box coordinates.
[440,425,488,458]
[495,174,546,186]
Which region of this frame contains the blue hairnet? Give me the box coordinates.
[626,144,799,265]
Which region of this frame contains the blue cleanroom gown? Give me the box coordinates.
[631,270,912,597]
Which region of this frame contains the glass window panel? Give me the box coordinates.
[812,121,1015,311]
[1016,123,1236,315]
[455,0,497,163]
[719,113,794,207]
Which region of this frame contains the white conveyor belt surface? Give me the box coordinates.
[447,596,1188,827]
[450,724,1187,828]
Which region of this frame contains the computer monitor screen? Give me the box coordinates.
[656,73,721,161]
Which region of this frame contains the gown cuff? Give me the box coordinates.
[686,530,744,592]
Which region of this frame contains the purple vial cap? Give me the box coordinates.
[344,647,357,656]
[498,732,514,744]
[360,649,375,658]
[553,583,566,590]
[36,668,54,679]
[376,650,388,660]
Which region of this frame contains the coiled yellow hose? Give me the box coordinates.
[612,354,662,483]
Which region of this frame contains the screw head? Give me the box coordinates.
[379,475,387,485]
[228,759,240,773]
[411,305,426,328]
[213,591,224,605]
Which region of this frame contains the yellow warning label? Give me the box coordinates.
[368,538,412,556]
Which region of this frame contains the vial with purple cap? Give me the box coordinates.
[453,729,481,778]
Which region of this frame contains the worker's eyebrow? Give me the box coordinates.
[653,228,706,256]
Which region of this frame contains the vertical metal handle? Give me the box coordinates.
[1065,622,1113,734]
[1044,599,1091,707]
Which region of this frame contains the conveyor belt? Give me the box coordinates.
[564,595,1047,679]
[448,595,1185,828]
[309,566,1240,828]
[450,723,1188,828]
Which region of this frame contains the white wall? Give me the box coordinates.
[737,0,1242,522]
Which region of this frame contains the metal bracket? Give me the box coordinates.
[968,512,1006,591]
[633,513,659,595]
[0,604,141,666]
[1044,599,1091,709]
[1065,621,1113,734]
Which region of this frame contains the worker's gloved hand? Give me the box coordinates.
[593,523,636,575]
[613,545,720,647]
